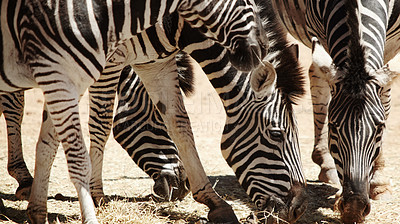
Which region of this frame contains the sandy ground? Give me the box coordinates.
[0,41,400,223]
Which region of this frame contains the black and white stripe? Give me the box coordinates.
[0,0,267,223]
[270,0,398,222]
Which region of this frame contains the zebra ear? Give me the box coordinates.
[250,60,276,98]
[311,37,334,81]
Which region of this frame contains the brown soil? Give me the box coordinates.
[0,41,399,223]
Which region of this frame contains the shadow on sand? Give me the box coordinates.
[209,175,342,223]
[1,176,342,223]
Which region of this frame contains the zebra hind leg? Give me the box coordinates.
[133,56,239,223]
[1,91,34,200]
[27,107,59,223]
[27,80,98,223]
[309,39,340,185]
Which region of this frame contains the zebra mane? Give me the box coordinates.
[258,0,305,104]
[340,0,372,99]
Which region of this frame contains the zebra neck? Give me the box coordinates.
[208,68,253,115]
[356,0,388,70]
[385,0,400,63]
[320,0,388,70]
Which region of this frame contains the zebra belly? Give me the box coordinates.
[0,52,35,92]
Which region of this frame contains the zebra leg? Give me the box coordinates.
[309,39,340,184]
[0,91,33,200]
[88,70,119,207]
[113,66,189,202]
[133,57,239,223]
[27,84,98,223]
[27,107,59,223]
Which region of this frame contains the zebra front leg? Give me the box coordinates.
[88,71,119,207]
[309,39,339,184]
[134,56,239,223]
[27,107,59,223]
[0,91,33,200]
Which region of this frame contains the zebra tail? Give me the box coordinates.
[176,51,195,97]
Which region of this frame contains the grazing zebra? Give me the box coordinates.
[270,0,399,222]
[0,0,268,223]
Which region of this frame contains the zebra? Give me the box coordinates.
[0,0,269,223]
[1,2,308,223]
[270,0,399,222]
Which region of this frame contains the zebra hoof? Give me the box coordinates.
[15,178,33,200]
[91,195,110,207]
[27,206,47,224]
[152,168,190,202]
[207,204,239,224]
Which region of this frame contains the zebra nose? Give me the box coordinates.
[288,183,308,223]
[336,194,371,224]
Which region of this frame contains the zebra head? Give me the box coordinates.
[178,0,268,72]
[221,44,307,223]
[327,66,393,224]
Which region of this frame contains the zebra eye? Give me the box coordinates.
[268,129,284,142]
